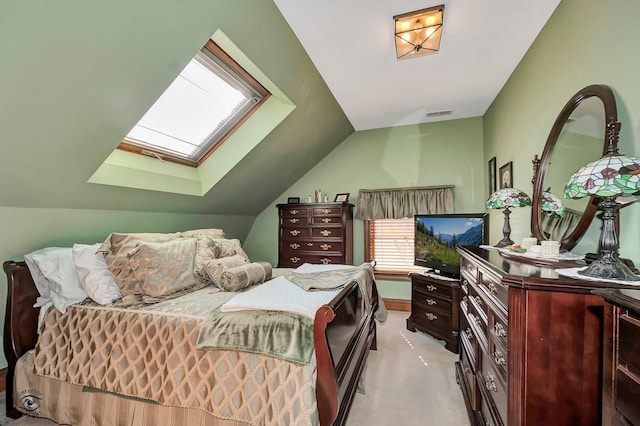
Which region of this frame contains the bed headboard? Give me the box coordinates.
[3,261,40,361]
[3,261,40,416]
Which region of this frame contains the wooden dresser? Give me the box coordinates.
[594,287,640,426]
[276,202,353,268]
[456,246,632,426]
[407,272,460,353]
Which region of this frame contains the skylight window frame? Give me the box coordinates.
[118,40,270,167]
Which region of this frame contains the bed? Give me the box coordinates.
[2,234,380,426]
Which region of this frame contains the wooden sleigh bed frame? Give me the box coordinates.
[3,260,379,426]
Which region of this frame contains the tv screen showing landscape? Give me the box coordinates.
[414,213,487,276]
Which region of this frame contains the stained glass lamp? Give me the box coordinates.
[564,147,640,281]
[541,191,565,218]
[486,188,532,247]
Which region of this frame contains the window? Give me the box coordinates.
[365,218,426,280]
[118,40,270,167]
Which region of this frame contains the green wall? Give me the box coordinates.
[484,0,640,262]
[244,117,485,300]
[0,207,253,368]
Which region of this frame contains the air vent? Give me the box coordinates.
[426,110,453,118]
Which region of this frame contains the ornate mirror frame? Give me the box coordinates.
[531,84,619,250]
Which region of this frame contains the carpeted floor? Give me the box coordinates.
[0,311,469,425]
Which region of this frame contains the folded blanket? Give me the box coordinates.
[197,307,315,365]
[220,276,340,319]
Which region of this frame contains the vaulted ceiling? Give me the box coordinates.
[0,1,558,216]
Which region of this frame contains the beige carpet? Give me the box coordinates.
[348,310,469,425]
[0,311,469,426]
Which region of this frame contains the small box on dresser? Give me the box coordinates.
[406,272,461,353]
[277,202,353,267]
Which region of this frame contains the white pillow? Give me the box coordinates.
[72,243,122,305]
[24,248,55,308]
[29,247,88,313]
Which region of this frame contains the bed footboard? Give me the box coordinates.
[3,261,40,419]
[314,278,379,426]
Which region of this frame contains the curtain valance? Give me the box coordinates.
[355,185,455,220]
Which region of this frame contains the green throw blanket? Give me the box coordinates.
[197,307,315,365]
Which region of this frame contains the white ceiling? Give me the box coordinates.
[274,0,561,131]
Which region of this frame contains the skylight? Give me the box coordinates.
[119,41,269,166]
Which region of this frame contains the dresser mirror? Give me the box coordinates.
[531,85,617,250]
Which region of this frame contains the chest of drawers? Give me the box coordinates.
[407,272,460,353]
[276,202,353,268]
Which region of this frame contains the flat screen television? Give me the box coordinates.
[414,213,488,278]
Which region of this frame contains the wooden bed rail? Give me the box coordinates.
[313,273,379,426]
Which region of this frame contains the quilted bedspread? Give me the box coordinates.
[33,287,319,426]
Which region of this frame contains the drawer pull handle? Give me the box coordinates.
[290,257,301,264]
[290,243,300,249]
[494,323,507,338]
[320,258,331,265]
[321,209,331,214]
[289,218,299,223]
[485,373,497,392]
[464,328,474,340]
[487,282,498,295]
[426,298,437,306]
[461,297,468,310]
[473,296,483,307]
[289,209,299,215]
[425,312,438,321]
[290,230,301,236]
[493,350,506,366]
[461,283,468,293]
[426,285,437,291]
[320,244,331,251]
[322,218,331,223]
[307,242,314,247]
[320,230,332,236]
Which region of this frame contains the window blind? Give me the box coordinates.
[369,218,425,272]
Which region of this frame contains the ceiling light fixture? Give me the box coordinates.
[394,5,444,60]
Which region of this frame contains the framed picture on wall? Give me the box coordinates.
[499,161,513,189]
[488,157,497,195]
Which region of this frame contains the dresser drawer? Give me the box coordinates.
[619,314,640,376]
[463,297,488,351]
[412,275,454,301]
[468,283,488,323]
[311,216,342,225]
[460,257,478,280]
[478,373,505,426]
[489,314,508,348]
[312,207,343,217]
[281,228,311,239]
[311,227,342,238]
[480,351,507,424]
[411,303,452,331]
[616,368,640,426]
[280,240,344,253]
[280,207,308,217]
[412,291,452,317]
[478,272,507,308]
[281,216,309,227]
